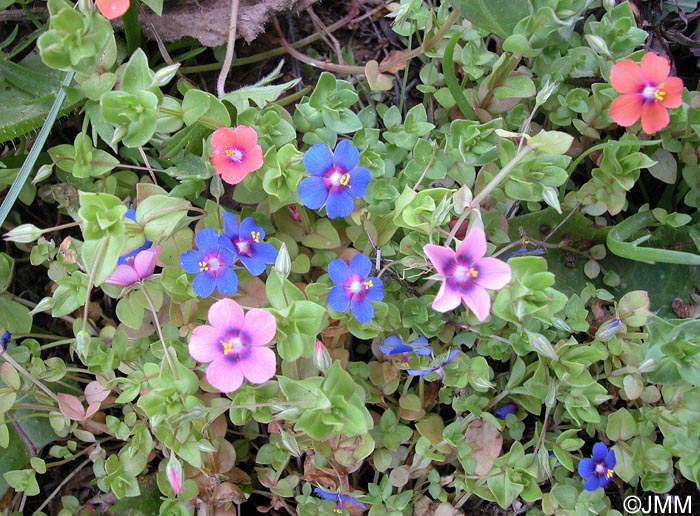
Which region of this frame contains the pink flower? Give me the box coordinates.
[165,455,183,495]
[188,298,277,393]
[423,228,511,320]
[210,126,264,185]
[105,246,161,287]
[609,52,683,135]
[96,0,129,20]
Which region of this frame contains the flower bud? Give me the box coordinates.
[152,64,180,88]
[28,297,54,316]
[274,242,291,278]
[3,224,43,243]
[585,35,612,58]
[279,428,302,457]
[313,340,332,372]
[595,318,622,342]
[166,455,183,495]
[32,164,53,185]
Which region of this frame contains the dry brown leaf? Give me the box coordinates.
[464,418,502,476]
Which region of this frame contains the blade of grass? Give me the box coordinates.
[0,71,74,228]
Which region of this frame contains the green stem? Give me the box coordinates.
[82,237,109,332]
[443,32,475,119]
[141,288,178,378]
[121,2,142,55]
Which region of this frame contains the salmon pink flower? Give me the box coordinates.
[210,126,264,185]
[189,298,277,393]
[105,246,161,287]
[609,52,683,134]
[96,0,129,20]
[423,228,511,320]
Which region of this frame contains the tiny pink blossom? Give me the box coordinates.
[166,455,183,495]
[105,246,162,287]
[423,228,511,321]
[188,298,277,393]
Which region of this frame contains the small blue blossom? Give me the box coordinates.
[297,140,371,219]
[503,245,545,259]
[493,402,518,419]
[1,331,10,352]
[578,442,616,491]
[313,487,367,513]
[119,209,152,265]
[407,349,459,377]
[327,254,383,324]
[180,228,238,298]
[379,335,431,368]
[222,213,277,276]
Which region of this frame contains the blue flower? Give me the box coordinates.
[119,209,152,265]
[297,140,371,219]
[407,349,459,377]
[493,402,518,419]
[327,254,383,324]
[1,331,10,352]
[180,228,238,298]
[313,487,367,513]
[222,213,277,276]
[578,442,616,491]
[379,335,431,368]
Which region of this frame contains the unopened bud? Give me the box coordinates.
[279,429,302,457]
[3,224,43,243]
[28,297,54,316]
[152,64,180,88]
[596,318,622,342]
[210,174,224,200]
[166,455,183,495]
[110,125,128,146]
[32,164,53,185]
[274,242,291,278]
[75,330,91,358]
[313,340,332,372]
[585,35,612,58]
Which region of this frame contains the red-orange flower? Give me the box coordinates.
[609,52,683,134]
[210,126,264,185]
[96,0,129,20]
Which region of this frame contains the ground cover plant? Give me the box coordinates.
[1,0,700,514]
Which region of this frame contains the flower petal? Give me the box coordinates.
[461,284,491,321]
[214,267,238,295]
[303,144,333,176]
[219,162,253,185]
[243,309,277,347]
[640,101,670,134]
[348,254,372,279]
[578,458,595,479]
[473,257,511,290]
[208,298,244,329]
[333,140,360,171]
[222,212,239,238]
[365,278,384,302]
[640,52,670,84]
[192,273,216,298]
[351,298,374,324]
[206,357,244,393]
[238,254,266,276]
[189,324,223,362]
[298,176,329,209]
[231,125,259,151]
[457,227,487,264]
[327,285,351,313]
[180,249,204,273]
[96,0,129,19]
[379,335,404,354]
[211,127,236,149]
[424,244,456,276]
[582,476,601,491]
[240,347,277,383]
[194,228,220,252]
[592,442,608,462]
[105,264,140,287]
[605,449,616,469]
[609,94,643,127]
[244,144,264,172]
[431,281,462,312]
[328,259,350,285]
[609,59,643,94]
[325,190,354,219]
[239,217,264,240]
[346,167,370,198]
[132,246,161,279]
[659,76,683,108]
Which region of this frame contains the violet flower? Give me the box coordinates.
[313,487,367,513]
[105,246,162,287]
[379,335,431,368]
[222,213,277,276]
[423,227,511,320]
[407,349,459,377]
[180,228,238,298]
[188,298,277,393]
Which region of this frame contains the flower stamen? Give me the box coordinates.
[198,260,209,272]
[225,148,243,162]
[340,173,351,186]
[251,231,261,243]
[654,83,666,101]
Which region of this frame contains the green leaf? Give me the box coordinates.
[301,219,341,249]
[0,297,31,333]
[458,0,530,39]
[136,195,190,241]
[222,61,299,112]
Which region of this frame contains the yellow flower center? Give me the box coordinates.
[339,173,351,186]
[363,280,373,289]
[251,231,260,243]
[225,148,243,162]
[654,83,666,102]
[606,468,615,479]
[198,260,209,272]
